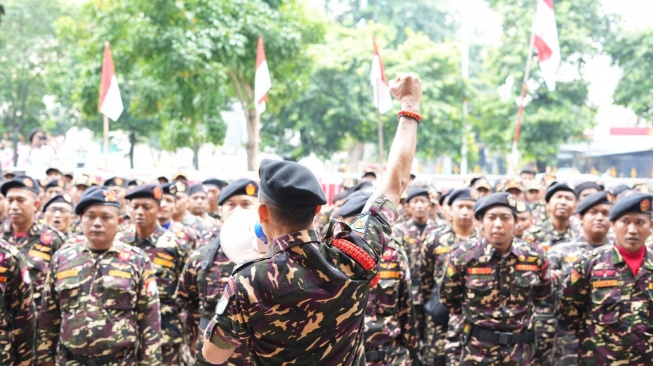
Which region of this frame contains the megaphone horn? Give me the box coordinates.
[220,209,267,264]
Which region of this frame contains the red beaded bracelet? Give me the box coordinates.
[398,110,422,123]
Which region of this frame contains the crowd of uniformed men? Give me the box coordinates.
[0,73,652,366]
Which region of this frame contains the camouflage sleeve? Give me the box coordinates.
[136,258,162,365]
[176,252,201,324]
[419,234,437,303]
[36,260,61,363]
[9,251,35,365]
[439,253,463,314]
[207,280,249,349]
[356,196,398,258]
[397,255,419,361]
[558,258,589,335]
[533,250,552,305]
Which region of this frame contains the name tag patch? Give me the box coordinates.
[108,270,132,279]
[56,269,78,280]
[379,270,400,279]
[435,247,451,255]
[153,257,174,268]
[28,250,51,261]
[516,264,538,271]
[468,267,492,275]
[592,279,618,288]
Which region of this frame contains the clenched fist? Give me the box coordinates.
[390,73,422,114]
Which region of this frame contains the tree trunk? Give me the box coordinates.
[192,144,200,170]
[11,125,20,168]
[245,108,259,171]
[128,132,136,169]
[348,142,365,174]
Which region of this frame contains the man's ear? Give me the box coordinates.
[258,204,269,223]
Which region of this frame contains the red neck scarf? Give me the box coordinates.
[616,244,646,276]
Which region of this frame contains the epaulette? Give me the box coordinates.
[231,257,268,276]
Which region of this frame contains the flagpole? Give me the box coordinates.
[103,115,109,168]
[377,109,385,165]
[510,0,538,174]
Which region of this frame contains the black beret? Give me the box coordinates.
[172,180,188,195]
[124,184,163,201]
[545,182,575,203]
[44,179,66,190]
[361,170,377,179]
[610,184,630,197]
[448,188,477,206]
[217,179,258,205]
[473,192,518,220]
[338,192,372,218]
[406,187,429,203]
[161,183,176,196]
[46,167,62,175]
[347,181,374,196]
[332,191,348,204]
[203,178,228,189]
[609,192,653,221]
[574,181,602,198]
[439,188,454,206]
[103,177,127,187]
[189,184,206,197]
[157,176,170,183]
[42,193,73,212]
[75,187,121,215]
[127,179,144,187]
[1,175,40,196]
[576,191,612,215]
[258,159,327,210]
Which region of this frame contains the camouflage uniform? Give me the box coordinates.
[559,244,653,365]
[36,240,161,365]
[547,236,610,366]
[440,238,551,366]
[0,239,35,365]
[419,226,476,365]
[522,219,579,366]
[176,236,252,365]
[117,225,191,365]
[168,220,201,250]
[205,196,397,365]
[1,220,64,310]
[364,241,419,365]
[531,201,548,225]
[393,218,439,339]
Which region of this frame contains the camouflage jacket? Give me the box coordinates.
[205,195,398,366]
[117,225,191,346]
[36,240,161,364]
[441,238,551,332]
[548,236,611,295]
[531,201,548,225]
[364,241,418,358]
[523,220,580,251]
[420,226,477,303]
[393,218,440,306]
[559,245,653,365]
[176,237,251,365]
[1,220,64,309]
[167,220,200,251]
[0,239,35,365]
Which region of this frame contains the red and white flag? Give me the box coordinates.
[532,0,560,91]
[254,36,271,114]
[370,38,393,114]
[98,42,123,121]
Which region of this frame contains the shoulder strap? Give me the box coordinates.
[198,237,222,298]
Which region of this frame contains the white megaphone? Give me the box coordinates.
[220,209,268,264]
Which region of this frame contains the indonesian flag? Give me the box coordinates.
[98,42,123,121]
[370,38,393,114]
[532,0,560,91]
[254,36,271,114]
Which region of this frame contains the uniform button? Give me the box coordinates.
[376,198,383,203]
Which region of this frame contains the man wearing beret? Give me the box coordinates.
[547,192,613,366]
[559,192,653,365]
[43,179,66,202]
[441,192,551,365]
[158,182,200,250]
[37,187,161,365]
[393,187,440,342]
[1,175,64,313]
[420,187,478,366]
[41,193,78,243]
[203,73,421,365]
[513,201,534,239]
[524,180,546,226]
[523,182,580,365]
[171,180,208,238]
[116,184,191,365]
[203,178,228,221]
[187,184,220,230]
[338,191,419,366]
[177,178,260,366]
[103,176,130,223]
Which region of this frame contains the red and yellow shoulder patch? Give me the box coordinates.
[516,264,538,271]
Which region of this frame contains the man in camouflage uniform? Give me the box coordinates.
[41,194,77,242]
[559,192,653,365]
[37,187,161,365]
[188,184,220,230]
[158,182,200,250]
[548,192,612,366]
[0,238,35,365]
[338,191,419,365]
[1,175,64,312]
[117,184,191,365]
[103,176,130,224]
[173,180,209,237]
[177,179,260,366]
[441,192,551,365]
[524,180,547,225]
[202,72,421,365]
[203,178,228,220]
[523,182,579,365]
[420,187,477,366]
[394,187,440,339]
[513,201,533,239]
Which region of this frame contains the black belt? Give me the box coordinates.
[62,346,132,366]
[471,326,534,346]
[365,345,405,363]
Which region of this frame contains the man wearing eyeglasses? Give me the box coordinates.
[42,194,77,243]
